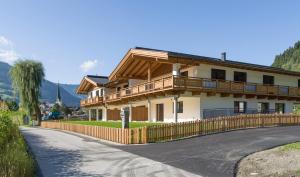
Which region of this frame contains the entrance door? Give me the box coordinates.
[156,104,164,122]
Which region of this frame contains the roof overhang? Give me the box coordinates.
[109,47,300,82]
[76,76,104,94]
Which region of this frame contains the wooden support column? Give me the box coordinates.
[147,99,151,122]
[173,96,178,123]
[148,62,151,81]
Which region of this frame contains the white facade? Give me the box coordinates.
[84,62,300,122]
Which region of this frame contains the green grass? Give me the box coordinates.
[64,120,161,128]
[0,110,35,177]
[281,142,300,151]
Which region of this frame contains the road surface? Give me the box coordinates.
[21,126,300,177]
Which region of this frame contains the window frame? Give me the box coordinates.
[211,69,226,80]
[234,101,247,113]
[173,101,183,113]
[263,75,274,85]
[234,71,247,82]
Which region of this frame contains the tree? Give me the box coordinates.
[5,100,19,111]
[10,60,45,125]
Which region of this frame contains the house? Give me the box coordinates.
[77,47,300,122]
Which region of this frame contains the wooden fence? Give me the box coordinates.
[41,114,300,144]
[41,121,147,144]
[147,114,300,142]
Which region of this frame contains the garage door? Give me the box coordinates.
[132,106,148,121]
[107,109,121,121]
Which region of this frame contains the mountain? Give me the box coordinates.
[61,84,85,99]
[272,41,300,71]
[0,61,81,106]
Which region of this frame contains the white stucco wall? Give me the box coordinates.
[183,64,300,87]
[199,93,294,118]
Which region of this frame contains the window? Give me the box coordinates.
[116,87,121,92]
[100,89,104,96]
[298,79,300,88]
[173,101,183,113]
[123,85,128,88]
[234,101,246,113]
[211,69,226,80]
[234,71,247,82]
[95,90,99,97]
[275,103,285,114]
[263,75,274,85]
[258,102,269,113]
[181,71,188,77]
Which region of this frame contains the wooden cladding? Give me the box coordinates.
[107,109,121,120]
[132,106,148,121]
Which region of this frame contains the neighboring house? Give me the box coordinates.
[77,47,300,122]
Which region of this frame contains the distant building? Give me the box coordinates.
[56,82,63,106]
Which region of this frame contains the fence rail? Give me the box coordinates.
[146,114,300,142]
[41,121,147,144]
[42,114,300,144]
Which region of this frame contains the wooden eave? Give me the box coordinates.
[76,76,103,94]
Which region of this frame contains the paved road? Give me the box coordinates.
[21,126,300,177]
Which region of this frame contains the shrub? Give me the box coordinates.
[0,111,35,177]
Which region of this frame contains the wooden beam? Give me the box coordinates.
[257,95,267,99]
[245,94,255,99]
[122,59,139,76]
[192,91,201,96]
[268,96,277,100]
[207,92,216,97]
[148,62,151,81]
[220,93,230,97]
[233,94,243,98]
[130,61,146,77]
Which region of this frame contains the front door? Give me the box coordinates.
[156,104,164,122]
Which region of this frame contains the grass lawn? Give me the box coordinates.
[281,142,300,151]
[64,120,161,128]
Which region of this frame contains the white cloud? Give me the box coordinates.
[0,36,13,47]
[0,36,19,64]
[0,49,19,64]
[80,59,98,72]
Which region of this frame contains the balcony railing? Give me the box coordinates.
[172,75,300,97]
[81,75,300,105]
[80,96,103,107]
[105,75,173,102]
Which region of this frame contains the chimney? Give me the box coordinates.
[221,52,226,61]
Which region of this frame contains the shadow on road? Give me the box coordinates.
[107,126,300,177]
[22,128,104,177]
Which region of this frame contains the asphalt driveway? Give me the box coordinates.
[21,126,300,177]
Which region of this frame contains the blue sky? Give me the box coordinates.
[0,0,299,84]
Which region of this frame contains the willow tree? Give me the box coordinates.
[10,60,45,125]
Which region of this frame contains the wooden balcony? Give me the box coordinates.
[104,75,300,104]
[80,96,103,107]
[172,76,300,98]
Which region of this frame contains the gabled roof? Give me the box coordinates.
[108,47,300,81]
[76,75,108,94]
